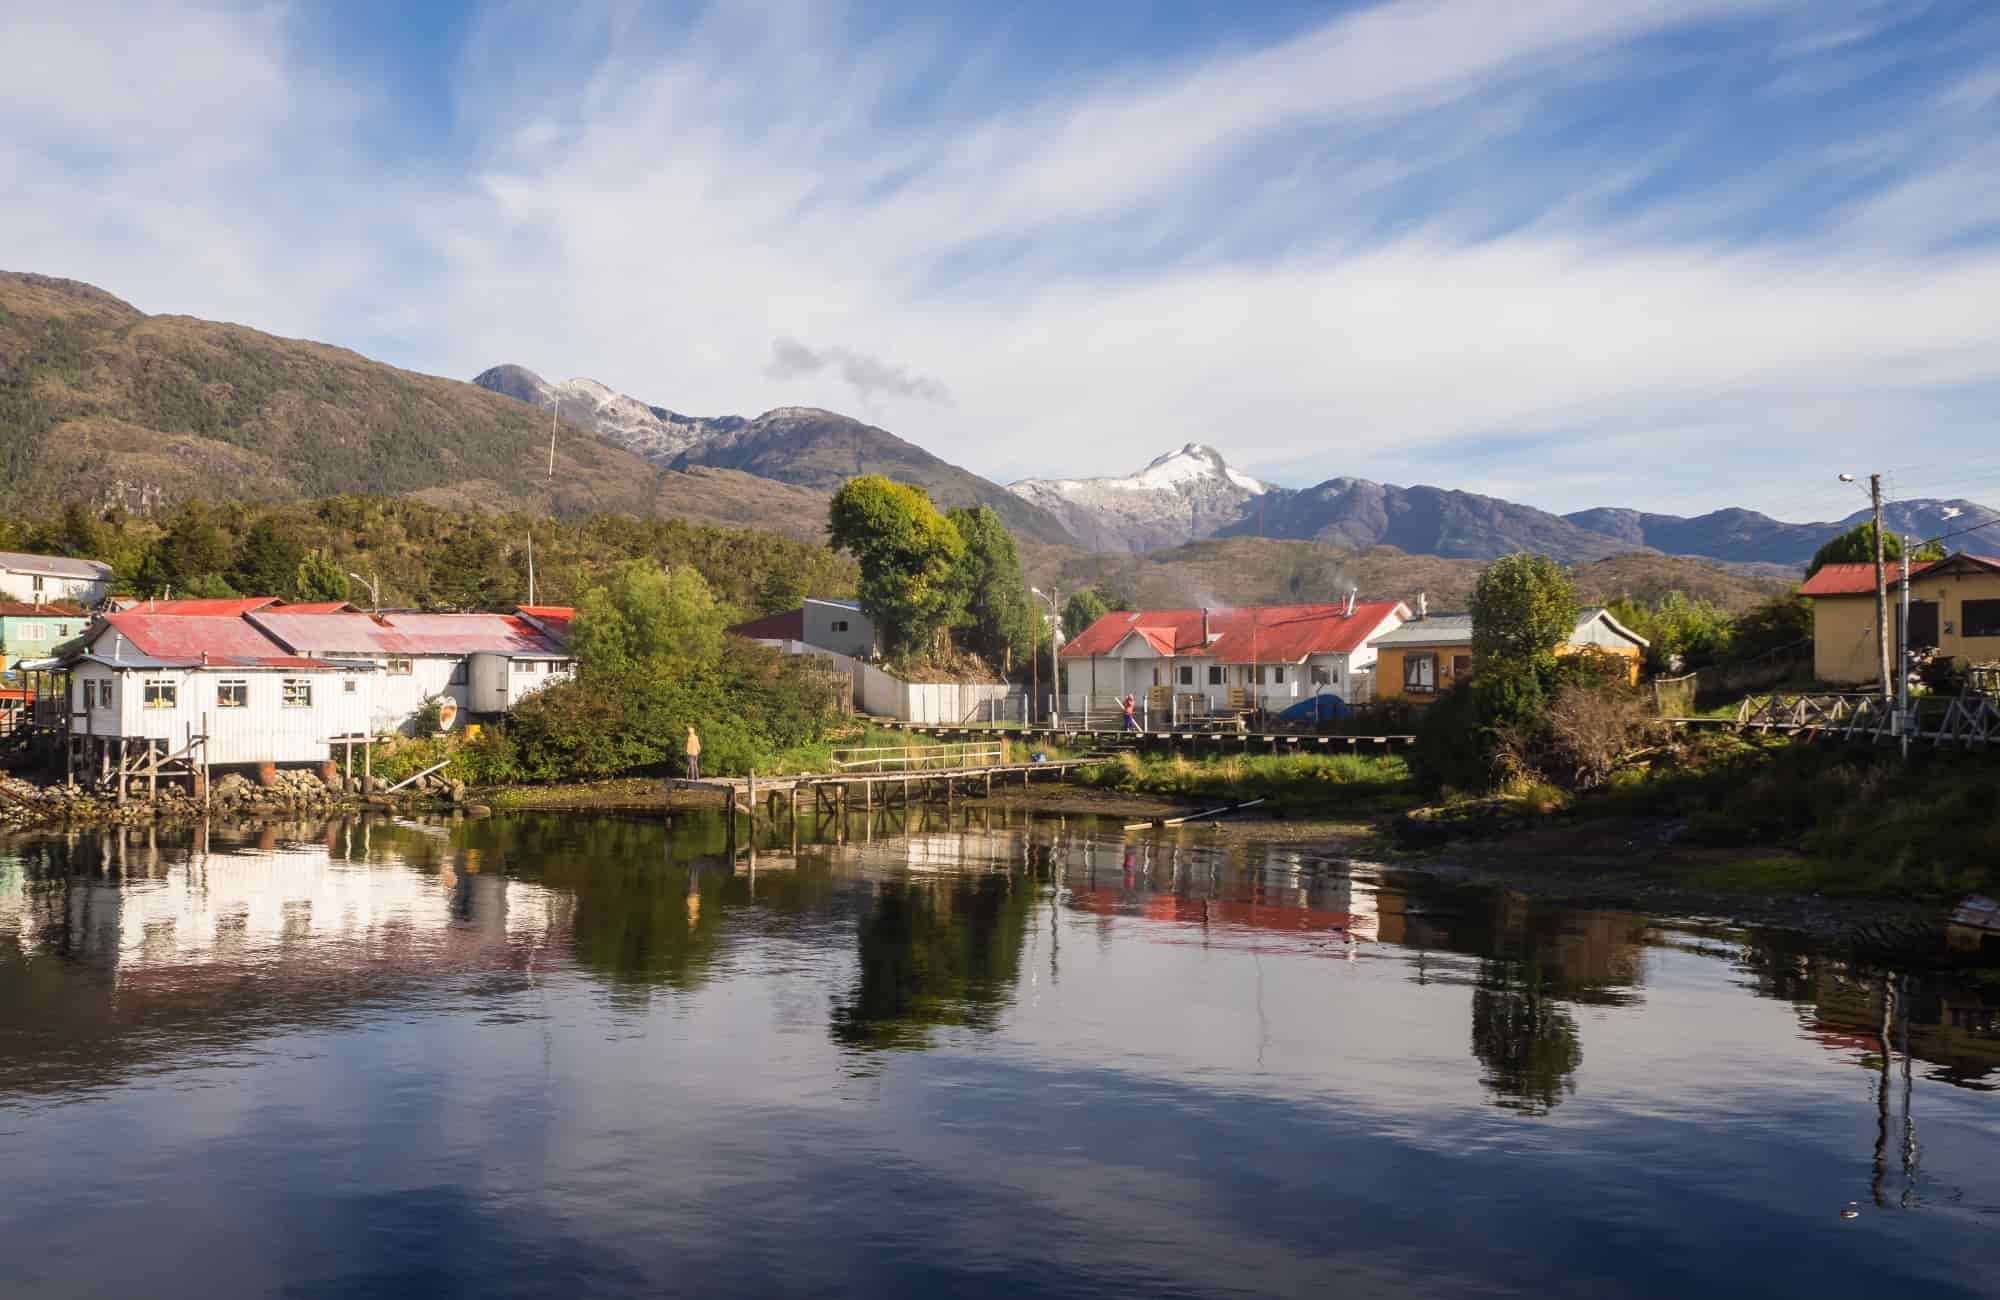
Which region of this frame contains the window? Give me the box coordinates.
[1310,665,1332,686]
[217,680,249,709]
[1177,665,1194,686]
[448,661,467,685]
[1207,666,1223,685]
[544,660,564,673]
[1964,599,2000,639]
[1907,600,1939,650]
[30,576,44,593]
[344,679,358,694]
[384,657,413,676]
[513,659,533,674]
[282,679,312,708]
[1451,654,1473,679]
[143,680,177,709]
[1404,653,1437,694]
[16,622,44,641]
[1271,666,1286,684]
[832,620,850,632]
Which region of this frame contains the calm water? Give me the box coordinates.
[1,809,1996,1299]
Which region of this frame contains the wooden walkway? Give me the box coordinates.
[890,723,1414,754]
[1666,689,2000,749]
[670,758,1097,822]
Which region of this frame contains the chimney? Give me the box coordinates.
[1202,607,1211,644]
[113,633,123,662]
[1417,591,1428,620]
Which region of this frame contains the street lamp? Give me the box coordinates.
[348,571,381,614]
[1030,585,1061,728]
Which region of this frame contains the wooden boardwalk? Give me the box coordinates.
[670,758,1096,822]
[890,723,1415,754]
[1666,688,2000,749]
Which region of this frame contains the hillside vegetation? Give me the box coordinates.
[0,272,662,516]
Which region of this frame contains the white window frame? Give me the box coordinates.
[512,659,533,674]
[16,622,45,641]
[282,679,313,708]
[143,679,178,710]
[216,680,249,709]
[384,657,413,676]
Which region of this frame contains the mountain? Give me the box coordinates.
[476,366,1078,546]
[1008,443,1271,550]
[0,272,663,516]
[471,364,746,462]
[1563,500,2000,568]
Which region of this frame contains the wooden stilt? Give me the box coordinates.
[116,738,127,806]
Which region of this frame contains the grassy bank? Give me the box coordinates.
[1078,751,1414,815]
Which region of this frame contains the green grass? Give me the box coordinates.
[1079,750,1413,814]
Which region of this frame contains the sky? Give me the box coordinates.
[6,0,1999,521]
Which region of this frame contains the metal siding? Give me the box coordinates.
[80,666,372,765]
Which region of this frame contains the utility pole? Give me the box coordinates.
[1871,473,1890,705]
[526,528,536,607]
[548,398,559,481]
[1899,537,1911,758]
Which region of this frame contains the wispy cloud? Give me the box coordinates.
[3,0,1997,517]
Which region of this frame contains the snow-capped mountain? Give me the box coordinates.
[1008,444,1274,551]
[472,364,745,464]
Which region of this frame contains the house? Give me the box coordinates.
[1800,552,2000,685]
[245,610,574,731]
[0,600,88,671]
[1373,607,1650,703]
[67,612,375,769]
[1060,600,1411,717]
[728,598,877,659]
[0,551,114,607]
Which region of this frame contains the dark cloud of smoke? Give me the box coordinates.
[767,337,951,405]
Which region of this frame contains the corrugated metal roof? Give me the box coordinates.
[1801,552,2000,596]
[0,600,86,618]
[247,611,566,657]
[109,597,281,616]
[515,604,575,642]
[727,608,805,641]
[1371,614,1475,647]
[278,601,359,614]
[1062,602,1408,664]
[97,612,300,662]
[0,551,113,580]
[75,652,360,671]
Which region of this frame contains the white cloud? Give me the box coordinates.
[3,0,1997,518]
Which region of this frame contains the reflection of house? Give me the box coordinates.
[1803,966,2000,1089]
[1801,552,2000,685]
[1061,600,1410,712]
[1372,607,1649,703]
[728,597,876,659]
[0,550,113,606]
[0,600,87,670]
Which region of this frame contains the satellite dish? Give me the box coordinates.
[437,698,459,733]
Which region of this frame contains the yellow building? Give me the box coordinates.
[1371,608,1647,704]
[1801,552,2000,685]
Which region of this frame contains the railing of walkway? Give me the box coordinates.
[830,743,1005,774]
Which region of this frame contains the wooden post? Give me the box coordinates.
[116,738,127,805]
[364,739,372,790]
[147,742,157,804]
[748,769,757,824]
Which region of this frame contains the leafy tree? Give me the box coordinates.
[569,559,726,679]
[1806,521,1944,577]
[1606,590,1733,674]
[295,548,351,603]
[1470,553,1579,668]
[1062,587,1110,640]
[156,503,234,589]
[230,517,306,597]
[945,505,1031,672]
[827,475,965,659]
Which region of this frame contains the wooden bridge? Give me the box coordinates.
[1670,689,2000,749]
[669,742,1098,826]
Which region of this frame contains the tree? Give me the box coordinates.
[1806,521,1944,577]
[945,505,1031,672]
[230,517,306,597]
[569,559,726,678]
[156,503,234,589]
[1470,553,1578,667]
[1062,588,1110,640]
[827,476,965,659]
[295,549,351,603]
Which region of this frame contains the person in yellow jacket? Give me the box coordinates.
[684,724,702,781]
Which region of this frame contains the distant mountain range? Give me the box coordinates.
[1008,446,1997,569]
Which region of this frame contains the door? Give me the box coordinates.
[1907,600,1939,650]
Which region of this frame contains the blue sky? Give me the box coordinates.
[6,1,1999,521]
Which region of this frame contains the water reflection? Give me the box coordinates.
[1,810,1996,1298]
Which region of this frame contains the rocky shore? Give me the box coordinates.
[0,768,481,832]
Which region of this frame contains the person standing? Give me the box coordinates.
[1121,693,1139,732]
[684,724,702,781]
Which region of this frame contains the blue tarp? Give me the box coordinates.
[1275,693,1350,724]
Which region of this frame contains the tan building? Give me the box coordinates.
[1800,552,2000,685]
[1373,608,1648,704]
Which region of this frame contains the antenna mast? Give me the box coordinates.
[548,397,558,480]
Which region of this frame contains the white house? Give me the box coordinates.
[727,597,877,659]
[68,612,375,769]
[0,551,114,607]
[246,610,574,732]
[1060,599,1411,718]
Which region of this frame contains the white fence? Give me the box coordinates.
[771,641,1009,724]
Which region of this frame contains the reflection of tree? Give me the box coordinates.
[1471,957,1583,1115]
[831,871,1035,1051]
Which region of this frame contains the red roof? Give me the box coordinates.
[94,612,312,665]
[0,600,85,618]
[109,597,280,616]
[1800,552,2000,596]
[728,608,806,641]
[515,604,575,641]
[247,611,565,657]
[1062,602,1409,664]
[278,601,358,614]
